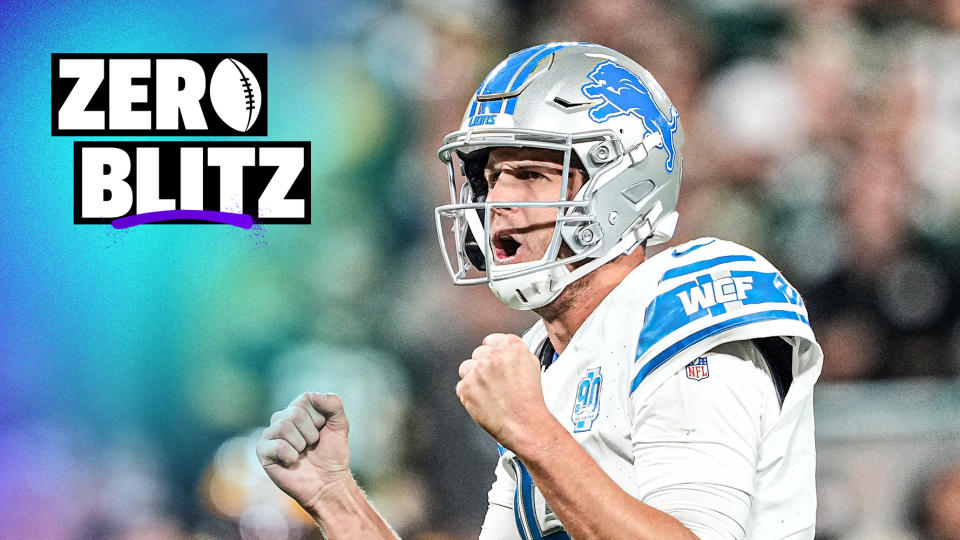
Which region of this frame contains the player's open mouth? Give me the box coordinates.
[492,230,522,263]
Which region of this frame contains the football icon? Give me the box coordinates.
[210,58,261,132]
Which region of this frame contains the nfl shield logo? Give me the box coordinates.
[685,357,709,381]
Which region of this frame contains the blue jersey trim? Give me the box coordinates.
[513,460,572,540]
[661,255,756,281]
[514,484,527,540]
[519,461,540,540]
[630,309,808,394]
[737,271,805,308]
[671,238,716,257]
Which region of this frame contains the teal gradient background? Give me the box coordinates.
[2,1,383,424]
[1,1,429,536]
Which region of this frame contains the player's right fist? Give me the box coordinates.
[256,392,353,512]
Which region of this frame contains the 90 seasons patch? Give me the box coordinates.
[571,367,603,433]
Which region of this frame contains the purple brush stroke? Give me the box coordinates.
[111,210,254,229]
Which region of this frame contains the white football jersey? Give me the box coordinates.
[479,238,823,540]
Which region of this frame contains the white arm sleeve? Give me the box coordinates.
[632,340,778,540]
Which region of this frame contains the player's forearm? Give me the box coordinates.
[512,420,697,540]
[306,477,400,540]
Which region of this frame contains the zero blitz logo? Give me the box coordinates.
[53,53,267,135]
[53,53,311,227]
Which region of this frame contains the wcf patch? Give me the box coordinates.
[685,357,709,381]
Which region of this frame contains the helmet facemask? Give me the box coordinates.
[435,129,630,309]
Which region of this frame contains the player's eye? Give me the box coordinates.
[486,171,500,188]
[516,170,547,181]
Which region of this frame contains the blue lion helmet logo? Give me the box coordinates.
[581,61,679,173]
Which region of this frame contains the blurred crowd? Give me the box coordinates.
[4,0,960,539]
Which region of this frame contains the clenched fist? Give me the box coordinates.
[257,392,352,512]
[456,333,555,452]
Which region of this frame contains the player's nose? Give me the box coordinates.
[486,179,519,210]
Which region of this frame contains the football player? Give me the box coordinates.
[258,42,823,539]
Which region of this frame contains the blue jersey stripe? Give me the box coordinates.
[514,460,572,540]
[736,271,805,308]
[518,461,541,540]
[671,238,716,257]
[630,309,808,393]
[514,484,527,540]
[660,255,756,281]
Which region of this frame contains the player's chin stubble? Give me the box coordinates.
[532,242,592,320]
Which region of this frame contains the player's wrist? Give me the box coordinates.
[504,410,566,459]
[303,471,361,521]
[306,474,399,539]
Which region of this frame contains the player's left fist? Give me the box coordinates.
[456,333,552,451]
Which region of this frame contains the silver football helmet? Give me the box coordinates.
[435,42,684,310]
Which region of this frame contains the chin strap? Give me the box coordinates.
[485,200,678,310]
[646,210,678,247]
[464,208,488,260]
[550,202,668,293]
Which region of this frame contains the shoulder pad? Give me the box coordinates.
[630,238,815,396]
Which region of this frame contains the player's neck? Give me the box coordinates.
[536,248,646,355]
